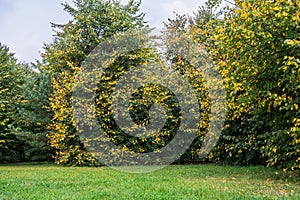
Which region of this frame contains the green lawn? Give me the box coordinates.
[0,164,299,200]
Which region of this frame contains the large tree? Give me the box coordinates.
[42,0,148,165]
[190,1,268,166]
[211,0,300,171]
[184,0,300,170]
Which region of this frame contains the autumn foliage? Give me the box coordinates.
[0,0,299,171]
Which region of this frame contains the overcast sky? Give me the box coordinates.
[0,0,206,63]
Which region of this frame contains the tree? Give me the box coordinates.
[161,14,212,163]
[211,0,300,171]
[18,65,54,162]
[190,2,267,166]
[0,43,28,162]
[42,0,148,165]
[0,43,53,163]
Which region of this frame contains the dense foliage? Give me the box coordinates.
[0,44,27,162]
[0,44,51,162]
[215,0,300,171]
[190,0,300,171]
[42,0,150,165]
[1,0,299,171]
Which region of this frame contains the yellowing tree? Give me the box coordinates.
[211,0,300,171]
[42,0,147,165]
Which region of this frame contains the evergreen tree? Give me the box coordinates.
[0,43,27,162]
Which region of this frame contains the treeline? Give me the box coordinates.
[0,0,299,172]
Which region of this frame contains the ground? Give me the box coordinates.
[0,164,299,199]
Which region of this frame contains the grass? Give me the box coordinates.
[0,164,299,200]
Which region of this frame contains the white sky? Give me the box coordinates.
[0,0,206,63]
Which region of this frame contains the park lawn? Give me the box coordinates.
[0,164,299,200]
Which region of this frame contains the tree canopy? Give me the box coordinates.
[0,0,299,172]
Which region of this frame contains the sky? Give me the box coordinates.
[0,0,207,63]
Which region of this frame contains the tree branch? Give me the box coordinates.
[224,0,236,6]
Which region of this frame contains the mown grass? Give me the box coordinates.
[0,164,299,199]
